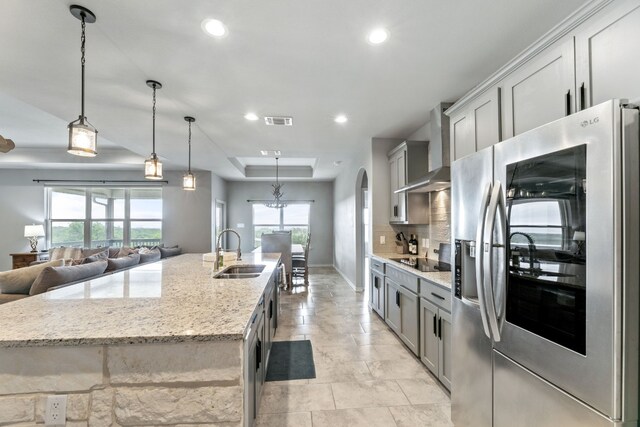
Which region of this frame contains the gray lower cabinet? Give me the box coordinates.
[384,279,402,334]
[398,285,419,356]
[370,258,385,317]
[384,276,419,357]
[420,297,452,391]
[244,272,279,426]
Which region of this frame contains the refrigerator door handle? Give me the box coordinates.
[475,182,493,339]
[482,181,506,342]
[495,184,508,333]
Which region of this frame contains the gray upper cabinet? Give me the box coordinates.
[450,88,502,161]
[575,0,640,109]
[448,1,640,154]
[502,36,576,139]
[388,141,429,223]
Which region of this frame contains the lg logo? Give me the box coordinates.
[581,117,599,127]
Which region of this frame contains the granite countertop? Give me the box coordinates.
[371,252,452,290]
[0,253,280,348]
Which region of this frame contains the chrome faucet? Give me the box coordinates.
[215,228,242,270]
[509,231,537,272]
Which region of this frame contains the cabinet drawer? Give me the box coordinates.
[370,257,385,275]
[386,265,419,294]
[420,279,451,310]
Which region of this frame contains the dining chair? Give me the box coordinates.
[291,233,310,286]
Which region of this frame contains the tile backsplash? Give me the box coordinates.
[372,189,451,261]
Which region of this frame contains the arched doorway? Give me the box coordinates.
[355,168,369,292]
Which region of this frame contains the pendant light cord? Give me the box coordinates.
[151,84,156,155]
[80,15,86,119]
[187,120,192,172]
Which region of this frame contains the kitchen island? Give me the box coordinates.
[0,253,280,426]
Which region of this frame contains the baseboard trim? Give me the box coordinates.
[333,265,364,293]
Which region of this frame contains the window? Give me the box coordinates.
[47,187,162,248]
[252,203,310,247]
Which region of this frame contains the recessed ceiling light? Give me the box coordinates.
[334,115,348,124]
[244,112,259,121]
[261,150,282,156]
[202,19,227,37]
[368,28,389,44]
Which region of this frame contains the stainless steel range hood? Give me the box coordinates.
[396,102,452,193]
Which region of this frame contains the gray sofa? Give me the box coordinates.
[0,245,181,304]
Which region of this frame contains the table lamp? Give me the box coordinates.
[24,224,45,253]
[573,231,586,256]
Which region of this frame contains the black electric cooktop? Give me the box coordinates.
[389,257,451,273]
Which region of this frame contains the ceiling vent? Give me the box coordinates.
[264,116,293,126]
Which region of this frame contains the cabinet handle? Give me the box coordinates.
[431,292,445,300]
[565,89,571,116]
[579,82,586,111]
[396,290,400,306]
[251,313,258,325]
[433,314,437,337]
[393,205,398,217]
[438,318,442,340]
[256,340,262,371]
[269,300,273,319]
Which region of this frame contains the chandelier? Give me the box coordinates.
[264,157,287,209]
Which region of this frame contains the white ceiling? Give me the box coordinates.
[0,0,586,179]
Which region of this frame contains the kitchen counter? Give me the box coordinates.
[0,253,280,348]
[372,252,452,289]
[0,253,281,426]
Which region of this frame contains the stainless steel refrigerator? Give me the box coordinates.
[451,99,639,426]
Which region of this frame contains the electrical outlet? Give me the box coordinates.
[44,395,66,426]
[422,238,429,248]
[379,235,386,245]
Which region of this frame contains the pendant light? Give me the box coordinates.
[67,5,98,157]
[182,116,196,191]
[264,157,287,209]
[144,80,163,180]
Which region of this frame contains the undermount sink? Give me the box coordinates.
[212,264,266,279]
[213,273,261,279]
[222,265,266,274]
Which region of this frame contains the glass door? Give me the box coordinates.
[505,145,587,355]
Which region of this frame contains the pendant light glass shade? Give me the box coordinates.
[144,153,163,180]
[182,116,196,191]
[68,119,97,156]
[68,5,98,157]
[183,172,196,190]
[145,80,163,180]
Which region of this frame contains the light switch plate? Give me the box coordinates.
[379,235,386,245]
[422,238,429,248]
[236,223,245,229]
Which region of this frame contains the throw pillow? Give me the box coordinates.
[49,247,83,261]
[139,248,161,264]
[159,246,182,258]
[108,247,121,258]
[29,260,108,296]
[82,247,108,258]
[82,248,109,264]
[0,259,65,294]
[106,253,141,272]
[117,247,135,258]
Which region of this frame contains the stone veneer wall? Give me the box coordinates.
[0,341,244,426]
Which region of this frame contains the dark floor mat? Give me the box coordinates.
[266,340,316,382]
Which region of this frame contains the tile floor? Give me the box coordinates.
[256,267,453,427]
